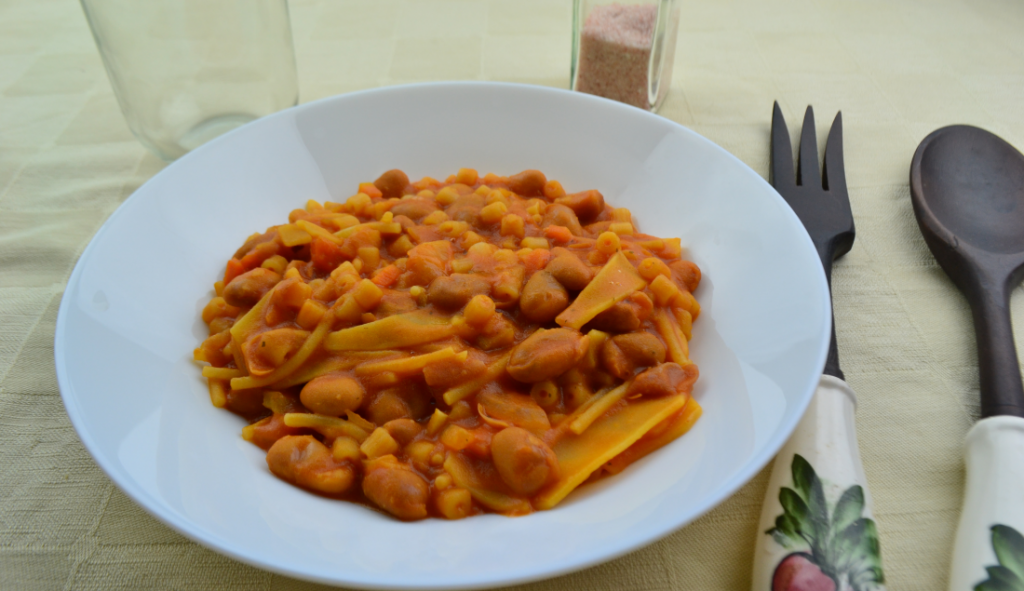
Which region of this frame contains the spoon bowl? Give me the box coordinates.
[910,124,1024,418]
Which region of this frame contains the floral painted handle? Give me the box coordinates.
[949,416,1024,591]
[751,375,886,591]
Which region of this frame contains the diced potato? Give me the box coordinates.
[361,427,400,459]
[351,278,384,310]
[435,186,459,205]
[464,294,496,328]
[440,424,474,451]
[406,440,438,468]
[456,168,478,185]
[500,214,526,238]
[333,436,363,462]
[278,224,313,247]
[435,487,473,519]
[296,299,327,330]
[480,201,508,225]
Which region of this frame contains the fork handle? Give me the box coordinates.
[819,244,844,380]
[751,375,887,591]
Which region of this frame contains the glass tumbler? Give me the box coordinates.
[571,0,680,112]
[80,0,299,161]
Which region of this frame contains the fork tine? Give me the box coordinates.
[823,111,845,192]
[797,106,821,189]
[770,102,795,190]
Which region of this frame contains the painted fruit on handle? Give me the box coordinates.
[773,553,837,591]
[766,455,885,591]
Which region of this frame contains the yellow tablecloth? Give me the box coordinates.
[4,0,1024,588]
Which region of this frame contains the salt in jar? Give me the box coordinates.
[571,0,680,112]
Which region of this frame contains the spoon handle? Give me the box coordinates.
[971,284,1024,418]
[751,376,887,591]
[948,416,1024,590]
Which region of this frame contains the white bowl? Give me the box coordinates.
[55,82,830,590]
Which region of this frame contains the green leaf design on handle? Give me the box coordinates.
[976,525,1024,591]
[792,454,816,500]
[779,489,810,535]
[767,454,885,591]
[832,485,866,534]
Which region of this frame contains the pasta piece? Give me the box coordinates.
[201,366,246,380]
[672,307,693,341]
[229,287,274,368]
[270,351,402,389]
[283,412,370,442]
[243,328,310,376]
[442,352,511,405]
[354,347,464,377]
[426,409,448,436]
[324,310,456,351]
[344,410,376,432]
[296,219,344,244]
[335,220,402,239]
[208,378,228,408]
[535,394,689,510]
[443,454,532,515]
[556,251,647,329]
[652,308,689,365]
[602,397,702,475]
[567,381,631,435]
[230,310,334,390]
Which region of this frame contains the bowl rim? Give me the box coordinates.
[54,81,830,590]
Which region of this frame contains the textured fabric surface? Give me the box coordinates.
[3,0,1024,589]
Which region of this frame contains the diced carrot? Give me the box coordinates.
[544,225,573,244]
[372,264,401,288]
[358,182,383,199]
[522,248,551,274]
[223,258,246,284]
[311,237,348,273]
[239,240,280,271]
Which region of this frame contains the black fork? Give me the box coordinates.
[770,102,856,379]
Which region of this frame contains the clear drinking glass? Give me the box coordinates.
[80,0,299,161]
[571,0,680,112]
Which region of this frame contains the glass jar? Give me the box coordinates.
[571,0,680,112]
[80,0,299,161]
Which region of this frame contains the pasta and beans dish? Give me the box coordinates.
[194,168,702,520]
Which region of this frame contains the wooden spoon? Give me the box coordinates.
[910,125,1024,590]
